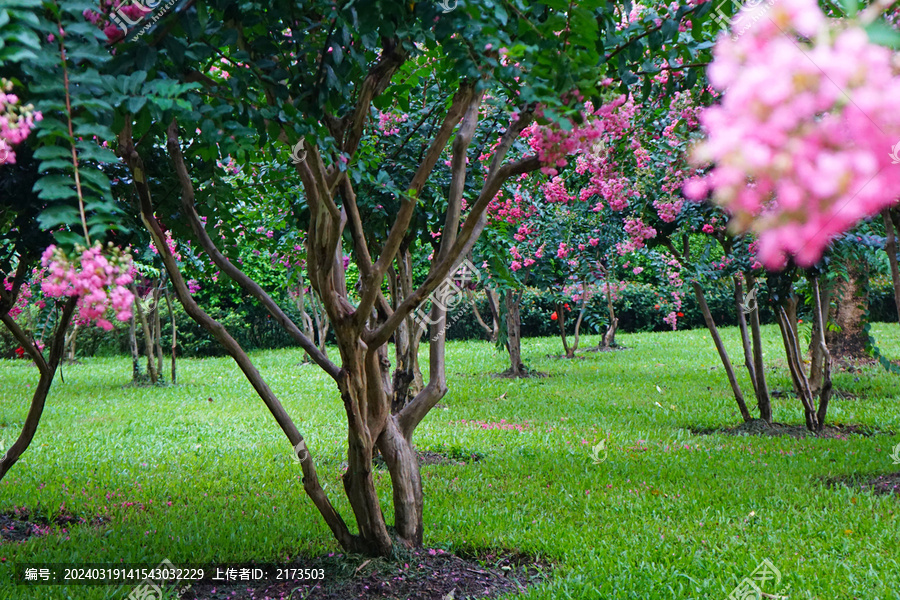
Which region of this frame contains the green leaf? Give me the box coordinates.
[128,95,148,113]
[37,204,81,229]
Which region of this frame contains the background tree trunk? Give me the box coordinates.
[391,247,424,412]
[745,273,772,422]
[557,301,572,358]
[0,297,78,481]
[693,281,752,422]
[504,290,526,376]
[826,261,869,359]
[165,285,177,385]
[808,282,833,394]
[600,265,618,348]
[470,288,499,343]
[64,322,79,364]
[132,285,158,384]
[883,207,900,324]
[129,312,141,382]
[152,282,164,380]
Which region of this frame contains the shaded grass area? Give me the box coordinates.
[0,324,898,599]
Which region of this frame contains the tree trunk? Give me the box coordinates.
[504,290,526,376]
[692,281,752,422]
[131,285,158,384]
[883,207,900,324]
[64,322,79,364]
[129,311,141,381]
[812,277,833,431]
[826,261,869,358]
[164,285,177,385]
[776,300,820,431]
[745,273,772,423]
[152,282,164,380]
[734,275,758,394]
[557,301,572,358]
[0,297,77,481]
[469,288,499,343]
[130,82,524,558]
[571,296,587,356]
[600,267,618,348]
[391,247,424,413]
[808,282,833,394]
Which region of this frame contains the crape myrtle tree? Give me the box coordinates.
[471,173,543,376]
[9,0,719,555]
[567,71,773,421]
[0,3,137,480]
[682,0,900,430]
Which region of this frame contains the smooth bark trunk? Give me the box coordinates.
[164,285,177,385]
[470,288,499,343]
[692,281,752,422]
[504,290,526,376]
[883,207,900,324]
[131,285,158,384]
[0,297,77,481]
[745,273,772,422]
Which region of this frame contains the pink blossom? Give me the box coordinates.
[692,0,900,268]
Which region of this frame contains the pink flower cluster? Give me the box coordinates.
[40,244,135,331]
[148,230,182,261]
[595,176,635,211]
[653,198,683,223]
[522,97,627,176]
[376,111,409,136]
[542,176,573,203]
[3,275,46,319]
[686,0,900,268]
[618,217,657,254]
[0,78,42,165]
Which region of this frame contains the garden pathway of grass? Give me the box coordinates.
[1,324,899,599]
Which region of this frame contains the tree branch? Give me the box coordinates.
[165,120,341,380]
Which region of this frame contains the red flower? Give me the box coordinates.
[564,303,570,311]
[550,311,558,321]
[14,347,25,358]
[654,304,660,310]
[677,312,684,317]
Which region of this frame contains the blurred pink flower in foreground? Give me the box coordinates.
[685,0,900,268]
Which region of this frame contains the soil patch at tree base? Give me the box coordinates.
[689,419,891,439]
[584,345,630,353]
[827,472,900,499]
[182,548,551,600]
[0,507,108,543]
[373,450,483,469]
[491,369,549,379]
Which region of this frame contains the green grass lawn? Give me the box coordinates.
[1,324,899,599]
